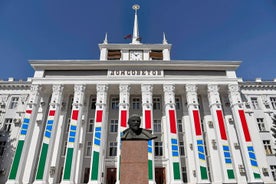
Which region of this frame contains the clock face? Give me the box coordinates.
[130,50,143,60]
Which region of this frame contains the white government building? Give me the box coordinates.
[1,4,276,184]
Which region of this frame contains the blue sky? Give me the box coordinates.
[0,0,275,81]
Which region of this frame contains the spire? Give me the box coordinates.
[131,4,141,44]
[103,32,108,44]
[163,32,168,44]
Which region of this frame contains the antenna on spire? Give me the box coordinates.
[131,4,141,44]
[163,32,168,44]
[103,32,108,44]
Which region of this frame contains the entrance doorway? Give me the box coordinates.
[155,167,166,184]
[106,168,117,184]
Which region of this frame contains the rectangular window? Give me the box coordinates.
[153,97,161,110]
[179,142,185,156]
[154,142,163,156]
[62,141,67,156]
[251,97,259,109]
[175,97,181,110]
[87,118,94,133]
[90,97,96,110]
[271,97,276,110]
[109,142,117,156]
[0,141,6,156]
[111,97,119,110]
[182,167,188,182]
[110,119,118,133]
[132,97,140,109]
[178,119,183,132]
[257,118,266,132]
[4,118,13,132]
[86,141,92,156]
[153,120,161,133]
[263,140,273,155]
[9,97,19,109]
[271,165,276,181]
[66,118,70,132]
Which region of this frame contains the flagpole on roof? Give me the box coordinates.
[103,32,108,44]
[131,4,141,44]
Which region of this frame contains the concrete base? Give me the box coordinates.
[120,140,148,184]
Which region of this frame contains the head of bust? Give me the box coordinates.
[128,114,141,133]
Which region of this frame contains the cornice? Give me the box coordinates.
[29,60,241,71]
[239,81,276,90]
[0,81,31,90]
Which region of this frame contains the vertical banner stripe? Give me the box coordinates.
[120,110,127,127]
[9,140,24,179]
[36,143,48,179]
[145,110,152,129]
[49,110,55,116]
[216,110,227,140]
[63,148,73,180]
[96,110,103,123]
[91,151,100,180]
[193,110,202,136]
[238,110,251,142]
[71,110,79,120]
[169,110,177,134]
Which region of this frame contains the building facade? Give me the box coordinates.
[1,5,276,184]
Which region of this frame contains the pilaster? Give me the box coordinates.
[141,84,156,184]
[207,84,236,183]
[7,84,42,184]
[88,84,108,184]
[228,84,262,183]
[116,84,130,184]
[185,84,209,183]
[61,84,86,184]
[163,84,183,184]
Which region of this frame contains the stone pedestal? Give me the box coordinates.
[120,140,148,184]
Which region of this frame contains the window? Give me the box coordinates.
[87,119,94,133]
[263,140,273,155]
[153,97,161,110]
[111,97,119,110]
[155,142,163,156]
[271,97,276,110]
[271,165,276,181]
[109,142,117,156]
[86,141,92,156]
[178,120,183,132]
[90,97,96,110]
[110,119,118,133]
[251,97,259,109]
[175,97,181,110]
[132,97,140,109]
[66,118,71,132]
[62,141,67,156]
[0,141,6,156]
[9,97,19,109]
[4,118,13,132]
[108,50,121,60]
[182,167,188,183]
[257,118,266,132]
[179,142,185,156]
[153,120,162,133]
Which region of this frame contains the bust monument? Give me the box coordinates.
[121,114,157,140]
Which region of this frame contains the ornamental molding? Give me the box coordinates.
[119,84,130,93]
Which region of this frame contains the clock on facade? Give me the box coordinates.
[130,50,143,60]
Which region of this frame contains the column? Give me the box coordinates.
[228,84,262,183]
[34,84,64,184]
[116,84,130,184]
[185,84,209,183]
[163,84,183,184]
[207,84,236,182]
[141,84,155,184]
[88,84,108,184]
[61,84,86,184]
[7,84,42,184]
[49,94,70,184]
